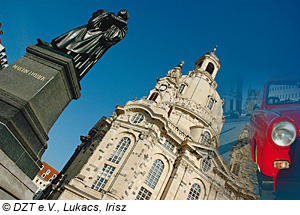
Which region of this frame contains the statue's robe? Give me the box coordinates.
[51,10,128,80]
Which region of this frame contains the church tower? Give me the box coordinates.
[41,49,256,200]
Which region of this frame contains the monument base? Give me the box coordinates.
[0,149,38,199]
[0,45,81,199]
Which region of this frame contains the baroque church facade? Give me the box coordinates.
[41,49,256,200]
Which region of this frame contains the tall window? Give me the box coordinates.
[108,137,131,164]
[144,159,164,189]
[149,92,158,101]
[201,131,211,146]
[136,186,152,200]
[178,84,186,94]
[207,98,214,110]
[187,183,201,200]
[201,157,212,172]
[206,62,214,75]
[91,164,115,192]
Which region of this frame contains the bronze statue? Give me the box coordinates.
[38,9,128,80]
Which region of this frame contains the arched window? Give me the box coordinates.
[201,131,211,146]
[187,183,201,200]
[178,84,186,94]
[149,92,158,101]
[206,62,214,75]
[201,157,212,172]
[108,137,131,164]
[232,163,241,176]
[144,159,164,189]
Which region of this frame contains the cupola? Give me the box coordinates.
[193,46,220,80]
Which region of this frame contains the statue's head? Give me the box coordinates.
[118,9,129,20]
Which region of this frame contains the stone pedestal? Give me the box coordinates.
[0,45,81,199]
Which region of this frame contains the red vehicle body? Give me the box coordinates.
[249,79,300,195]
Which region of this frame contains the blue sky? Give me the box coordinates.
[1,0,300,171]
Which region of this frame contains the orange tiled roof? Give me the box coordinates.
[37,161,59,181]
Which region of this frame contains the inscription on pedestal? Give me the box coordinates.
[12,65,46,82]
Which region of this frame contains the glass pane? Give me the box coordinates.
[267,80,300,106]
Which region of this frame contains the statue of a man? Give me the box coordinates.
[39,9,129,80]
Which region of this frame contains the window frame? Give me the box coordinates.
[130,113,145,124]
[136,186,152,200]
[187,183,201,200]
[205,62,214,75]
[91,164,115,192]
[162,139,175,152]
[149,92,159,101]
[178,84,186,94]
[144,159,164,189]
[201,157,212,173]
[207,97,214,110]
[108,137,131,164]
[201,131,211,146]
